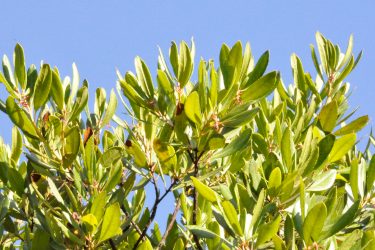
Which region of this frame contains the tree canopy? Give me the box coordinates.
[0,33,374,249]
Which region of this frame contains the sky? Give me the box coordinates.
[0,0,374,232]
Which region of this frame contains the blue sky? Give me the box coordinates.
[1,0,374,231]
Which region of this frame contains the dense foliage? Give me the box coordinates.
[0,33,374,249]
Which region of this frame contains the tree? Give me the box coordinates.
[0,32,374,249]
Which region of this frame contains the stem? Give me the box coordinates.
[132,177,176,249]
[109,239,117,250]
[189,149,204,250]
[156,199,181,250]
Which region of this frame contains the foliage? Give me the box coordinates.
[0,33,374,249]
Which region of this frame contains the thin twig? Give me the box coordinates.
[156,199,181,250]
[190,149,204,250]
[109,239,117,250]
[132,177,177,249]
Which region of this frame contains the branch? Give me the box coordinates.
[109,239,117,250]
[156,199,181,250]
[191,149,204,250]
[133,176,177,249]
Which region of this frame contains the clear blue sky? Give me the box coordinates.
[1,0,374,231]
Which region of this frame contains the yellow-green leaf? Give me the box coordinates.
[191,176,217,202]
[185,91,202,126]
[328,133,356,163]
[98,203,122,243]
[6,96,39,139]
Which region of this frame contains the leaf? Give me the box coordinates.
[8,167,24,196]
[46,177,65,205]
[256,215,281,247]
[135,57,154,98]
[221,107,259,128]
[100,146,123,168]
[318,101,338,133]
[14,44,27,89]
[185,91,202,126]
[307,170,336,192]
[63,126,80,168]
[366,155,375,193]
[34,64,52,110]
[31,229,50,250]
[268,167,282,190]
[243,50,269,87]
[322,200,360,239]
[69,86,88,122]
[153,139,177,173]
[251,189,265,229]
[98,203,122,243]
[327,133,356,163]
[6,97,39,139]
[50,69,64,110]
[212,128,251,159]
[315,134,335,167]
[191,176,217,202]
[241,71,278,102]
[186,225,233,248]
[350,158,359,200]
[303,203,327,244]
[91,191,106,222]
[81,213,98,233]
[281,128,294,170]
[221,200,243,236]
[334,115,369,136]
[10,127,22,164]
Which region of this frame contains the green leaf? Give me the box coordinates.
[14,44,27,90]
[186,225,233,248]
[322,200,360,239]
[81,213,98,233]
[251,189,265,230]
[243,50,269,87]
[268,167,282,190]
[46,177,65,205]
[303,203,327,244]
[366,155,375,193]
[34,64,52,110]
[318,101,338,133]
[221,41,242,89]
[135,56,154,98]
[212,128,251,159]
[350,158,359,200]
[6,96,39,139]
[8,167,24,196]
[256,215,281,247]
[185,91,202,126]
[50,69,64,110]
[221,200,243,236]
[334,115,369,136]
[241,71,278,102]
[69,86,88,122]
[338,34,354,69]
[191,176,217,202]
[91,191,106,222]
[328,133,356,163]
[98,203,122,243]
[10,127,22,164]
[63,126,80,168]
[32,229,50,250]
[153,139,177,173]
[221,106,259,128]
[307,170,336,192]
[315,134,335,168]
[281,128,294,170]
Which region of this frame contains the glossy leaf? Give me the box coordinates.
[98,203,122,243]
[328,133,356,163]
[6,96,39,139]
[191,176,217,202]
